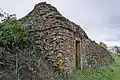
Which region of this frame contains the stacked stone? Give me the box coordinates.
[22,2,113,74]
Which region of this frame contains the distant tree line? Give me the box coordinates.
[109,46,120,54]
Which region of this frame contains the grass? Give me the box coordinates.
[70,55,120,80]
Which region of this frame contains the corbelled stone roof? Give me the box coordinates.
[23,2,88,39]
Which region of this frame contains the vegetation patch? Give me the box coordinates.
[0,15,28,49]
[71,55,120,80]
[87,57,95,65]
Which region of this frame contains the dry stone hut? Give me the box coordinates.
[23,2,113,74]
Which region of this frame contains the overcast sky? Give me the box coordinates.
[0,0,120,46]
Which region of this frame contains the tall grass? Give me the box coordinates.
[71,55,120,80]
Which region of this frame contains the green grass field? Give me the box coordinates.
[71,55,120,80]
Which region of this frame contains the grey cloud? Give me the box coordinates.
[0,0,120,46]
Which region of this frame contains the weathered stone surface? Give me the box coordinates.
[22,2,113,74]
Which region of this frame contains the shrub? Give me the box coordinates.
[87,57,95,65]
[0,15,28,49]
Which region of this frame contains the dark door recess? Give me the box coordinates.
[75,41,80,69]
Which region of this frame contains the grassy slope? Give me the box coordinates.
[71,55,120,80]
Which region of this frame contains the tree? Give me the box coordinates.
[0,15,28,49]
[0,10,52,80]
[0,9,66,80]
[0,11,30,80]
[113,46,120,53]
[99,42,108,49]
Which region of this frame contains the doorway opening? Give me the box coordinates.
[75,40,80,69]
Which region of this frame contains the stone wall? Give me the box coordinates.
[22,2,113,74]
[81,39,113,68]
[27,24,76,73]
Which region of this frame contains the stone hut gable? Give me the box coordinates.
[24,2,88,39]
[23,2,113,74]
